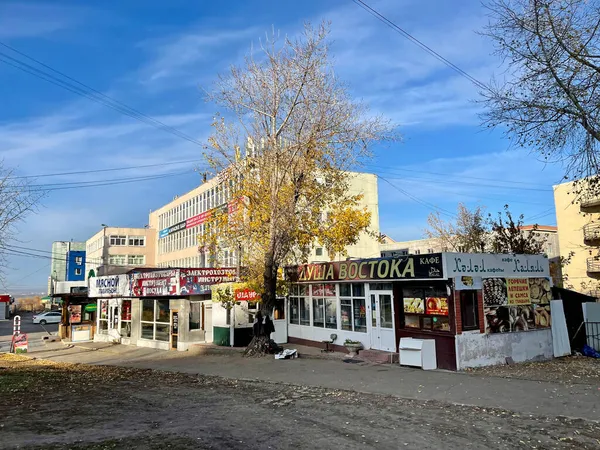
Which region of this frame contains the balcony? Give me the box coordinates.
[583,224,600,244]
[587,257,600,273]
[580,193,600,210]
[588,290,600,299]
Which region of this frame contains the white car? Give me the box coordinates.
[32,311,62,325]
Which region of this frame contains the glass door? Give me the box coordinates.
[107,303,121,342]
[370,292,395,352]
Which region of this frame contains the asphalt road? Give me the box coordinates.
[0,311,58,352]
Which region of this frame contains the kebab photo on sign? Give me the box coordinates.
[483,278,508,306]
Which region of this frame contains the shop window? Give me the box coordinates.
[299,298,310,326]
[288,284,307,325]
[140,299,170,341]
[190,302,202,331]
[311,284,336,328]
[121,300,132,338]
[273,299,285,320]
[340,283,367,333]
[380,295,393,328]
[403,286,450,332]
[98,300,108,334]
[460,291,479,331]
[369,283,393,291]
[313,298,325,327]
[315,247,323,257]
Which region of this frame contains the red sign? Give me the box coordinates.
[234,288,260,302]
[186,210,213,229]
[0,295,10,302]
[425,297,449,316]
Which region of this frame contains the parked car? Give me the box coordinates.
[32,311,62,325]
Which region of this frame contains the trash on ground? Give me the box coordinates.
[275,349,297,360]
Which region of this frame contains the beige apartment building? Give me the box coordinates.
[554,179,600,297]
[148,171,381,268]
[85,227,157,276]
[381,226,559,259]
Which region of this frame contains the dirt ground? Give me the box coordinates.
[467,356,600,385]
[1,354,599,450]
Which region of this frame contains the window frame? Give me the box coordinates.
[140,298,170,341]
[128,236,146,247]
[460,290,480,331]
[109,235,127,246]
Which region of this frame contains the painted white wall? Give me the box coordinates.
[455,329,553,370]
[288,324,369,349]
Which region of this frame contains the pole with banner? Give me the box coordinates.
[10,315,28,354]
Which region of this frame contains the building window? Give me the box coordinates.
[414,249,421,255]
[190,302,202,331]
[140,299,170,341]
[75,268,82,276]
[403,286,450,331]
[339,283,367,332]
[427,248,434,254]
[75,256,83,265]
[315,247,323,257]
[288,284,308,325]
[108,255,127,266]
[311,284,337,329]
[109,235,126,246]
[128,236,146,246]
[127,255,145,266]
[460,290,479,331]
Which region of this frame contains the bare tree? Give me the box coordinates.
[481,0,600,191]
[205,22,396,353]
[0,162,44,281]
[425,203,488,252]
[489,205,546,254]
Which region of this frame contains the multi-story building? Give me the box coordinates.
[554,179,600,297]
[66,250,86,281]
[148,171,381,268]
[85,227,157,276]
[48,241,86,294]
[381,226,559,259]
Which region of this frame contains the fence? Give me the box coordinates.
[585,322,600,352]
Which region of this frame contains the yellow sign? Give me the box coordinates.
[507,278,530,305]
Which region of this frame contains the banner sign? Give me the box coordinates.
[128,269,179,297]
[506,278,531,305]
[448,253,549,277]
[89,275,129,298]
[69,305,82,324]
[287,254,444,283]
[159,200,240,239]
[179,268,237,295]
[234,288,260,302]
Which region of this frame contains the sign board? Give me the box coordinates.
[0,294,10,302]
[70,286,88,295]
[234,288,260,302]
[128,269,179,297]
[179,268,237,295]
[12,333,28,354]
[159,200,240,239]
[454,276,483,291]
[287,254,444,283]
[447,253,549,277]
[89,275,129,297]
[69,304,82,324]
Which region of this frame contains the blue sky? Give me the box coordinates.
[0,0,564,292]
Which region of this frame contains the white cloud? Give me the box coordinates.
[0,2,83,39]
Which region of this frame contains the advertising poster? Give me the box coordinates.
[483,278,508,306]
[12,333,28,354]
[312,284,336,297]
[129,269,179,297]
[404,297,425,314]
[529,278,552,304]
[506,278,530,305]
[454,276,483,290]
[69,305,82,324]
[179,268,237,295]
[425,297,449,316]
[485,305,551,333]
[234,288,261,302]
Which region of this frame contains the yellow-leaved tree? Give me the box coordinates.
[203,22,397,353]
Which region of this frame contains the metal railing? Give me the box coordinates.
[586,258,600,273]
[588,290,600,300]
[583,224,600,243]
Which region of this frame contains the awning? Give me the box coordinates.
[84,303,97,312]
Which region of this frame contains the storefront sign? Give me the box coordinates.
[129,269,179,297]
[288,255,444,282]
[89,275,129,297]
[449,254,549,277]
[234,288,260,302]
[179,268,237,295]
[159,221,186,239]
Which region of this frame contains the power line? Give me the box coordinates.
[3,262,51,289]
[351,0,488,91]
[0,43,205,147]
[363,163,550,188]
[11,159,205,179]
[379,176,456,218]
